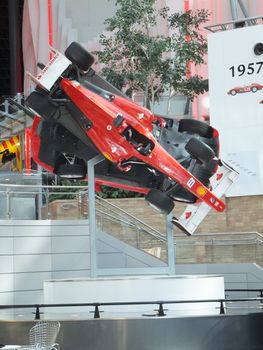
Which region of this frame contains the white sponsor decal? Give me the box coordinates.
[186,177,195,188]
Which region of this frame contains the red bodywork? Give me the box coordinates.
[23,43,239,235]
[48,79,224,212]
[31,116,149,194]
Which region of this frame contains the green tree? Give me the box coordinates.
[95,0,209,107]
[97,185,143,199]
[47,179,86,202]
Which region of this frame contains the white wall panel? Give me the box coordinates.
[50,221,89,236]
[0,238,13,254]
[0,223,12,237]
[0,256,14,273]
[98,253,126,268]
[0,293,14,305]
[13,255,52,273]
[13,223,51,237]
[97,240,120,253]
[51,253,90,271]
[126,256,153,268]
[51,270,90,280]
[14,236,51,255]
[0,221,165,305]
[0,275,14,292]
[14,272,51,291]
[14,290,44,304]
[51,236,90,253]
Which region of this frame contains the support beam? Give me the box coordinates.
[88,155,104,278]
[230,0,239,20]
[237,0,249,18]
[166,213,176,275]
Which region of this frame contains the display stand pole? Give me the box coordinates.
[166,213,176,275]
[230,0,239,20]
[88,155,104,278]
[87,155,175,277]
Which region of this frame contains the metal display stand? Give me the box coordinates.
[166,213,176,275]
[88,154,104,277]
[87,155,176,277]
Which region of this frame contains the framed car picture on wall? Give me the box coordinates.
[208,24,263,196]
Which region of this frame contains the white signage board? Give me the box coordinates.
[208,25,263,196]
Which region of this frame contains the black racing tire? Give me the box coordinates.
[178,119,214,138]
[171,187,196,203]
[145,189,174,215]
[231,90,237,96]
[56,163,87,179]
[202,136,219,157]
[192,164,211,187]
[185,137,215,163]
[65,42,95,71]
[251,86,258,93]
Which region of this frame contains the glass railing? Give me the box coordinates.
[0,94,32,139]
[0,178,262,267]
[0,178,167,261]
[174,232,263,266]
[133,93,191,119]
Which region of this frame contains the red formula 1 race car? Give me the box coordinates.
[227,83,263,96]
[24,42,238,235]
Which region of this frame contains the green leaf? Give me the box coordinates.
[93,0,210,104]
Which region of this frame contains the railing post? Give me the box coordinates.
[46,188,51,219]
[136,227,139,249]
[37,165,43,220]
[94,304,100,318]
[6,189,11,220]
[35,305,40,320]
[157,303,166,317]
[220,301,225,314]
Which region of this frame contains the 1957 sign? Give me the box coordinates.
[229,61,263,77]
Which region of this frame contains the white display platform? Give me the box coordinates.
[43,275,225,317]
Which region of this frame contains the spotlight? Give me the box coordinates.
[254,43,263,55]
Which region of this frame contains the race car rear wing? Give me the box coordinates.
[172,160,239,235]
[26,47,71,91]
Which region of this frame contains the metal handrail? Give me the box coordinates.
[1,296,263,320]
[174,231,263,238]
[0,94,32,139]
[0,184,87,189]
[96,209,166,242]
[173,231,263,244]
[1,182,263,248]
[0,182,166,242]
[174,238,263,246]
[94,194,166,239]
[226,288,263,294]
[205,15,263,32]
